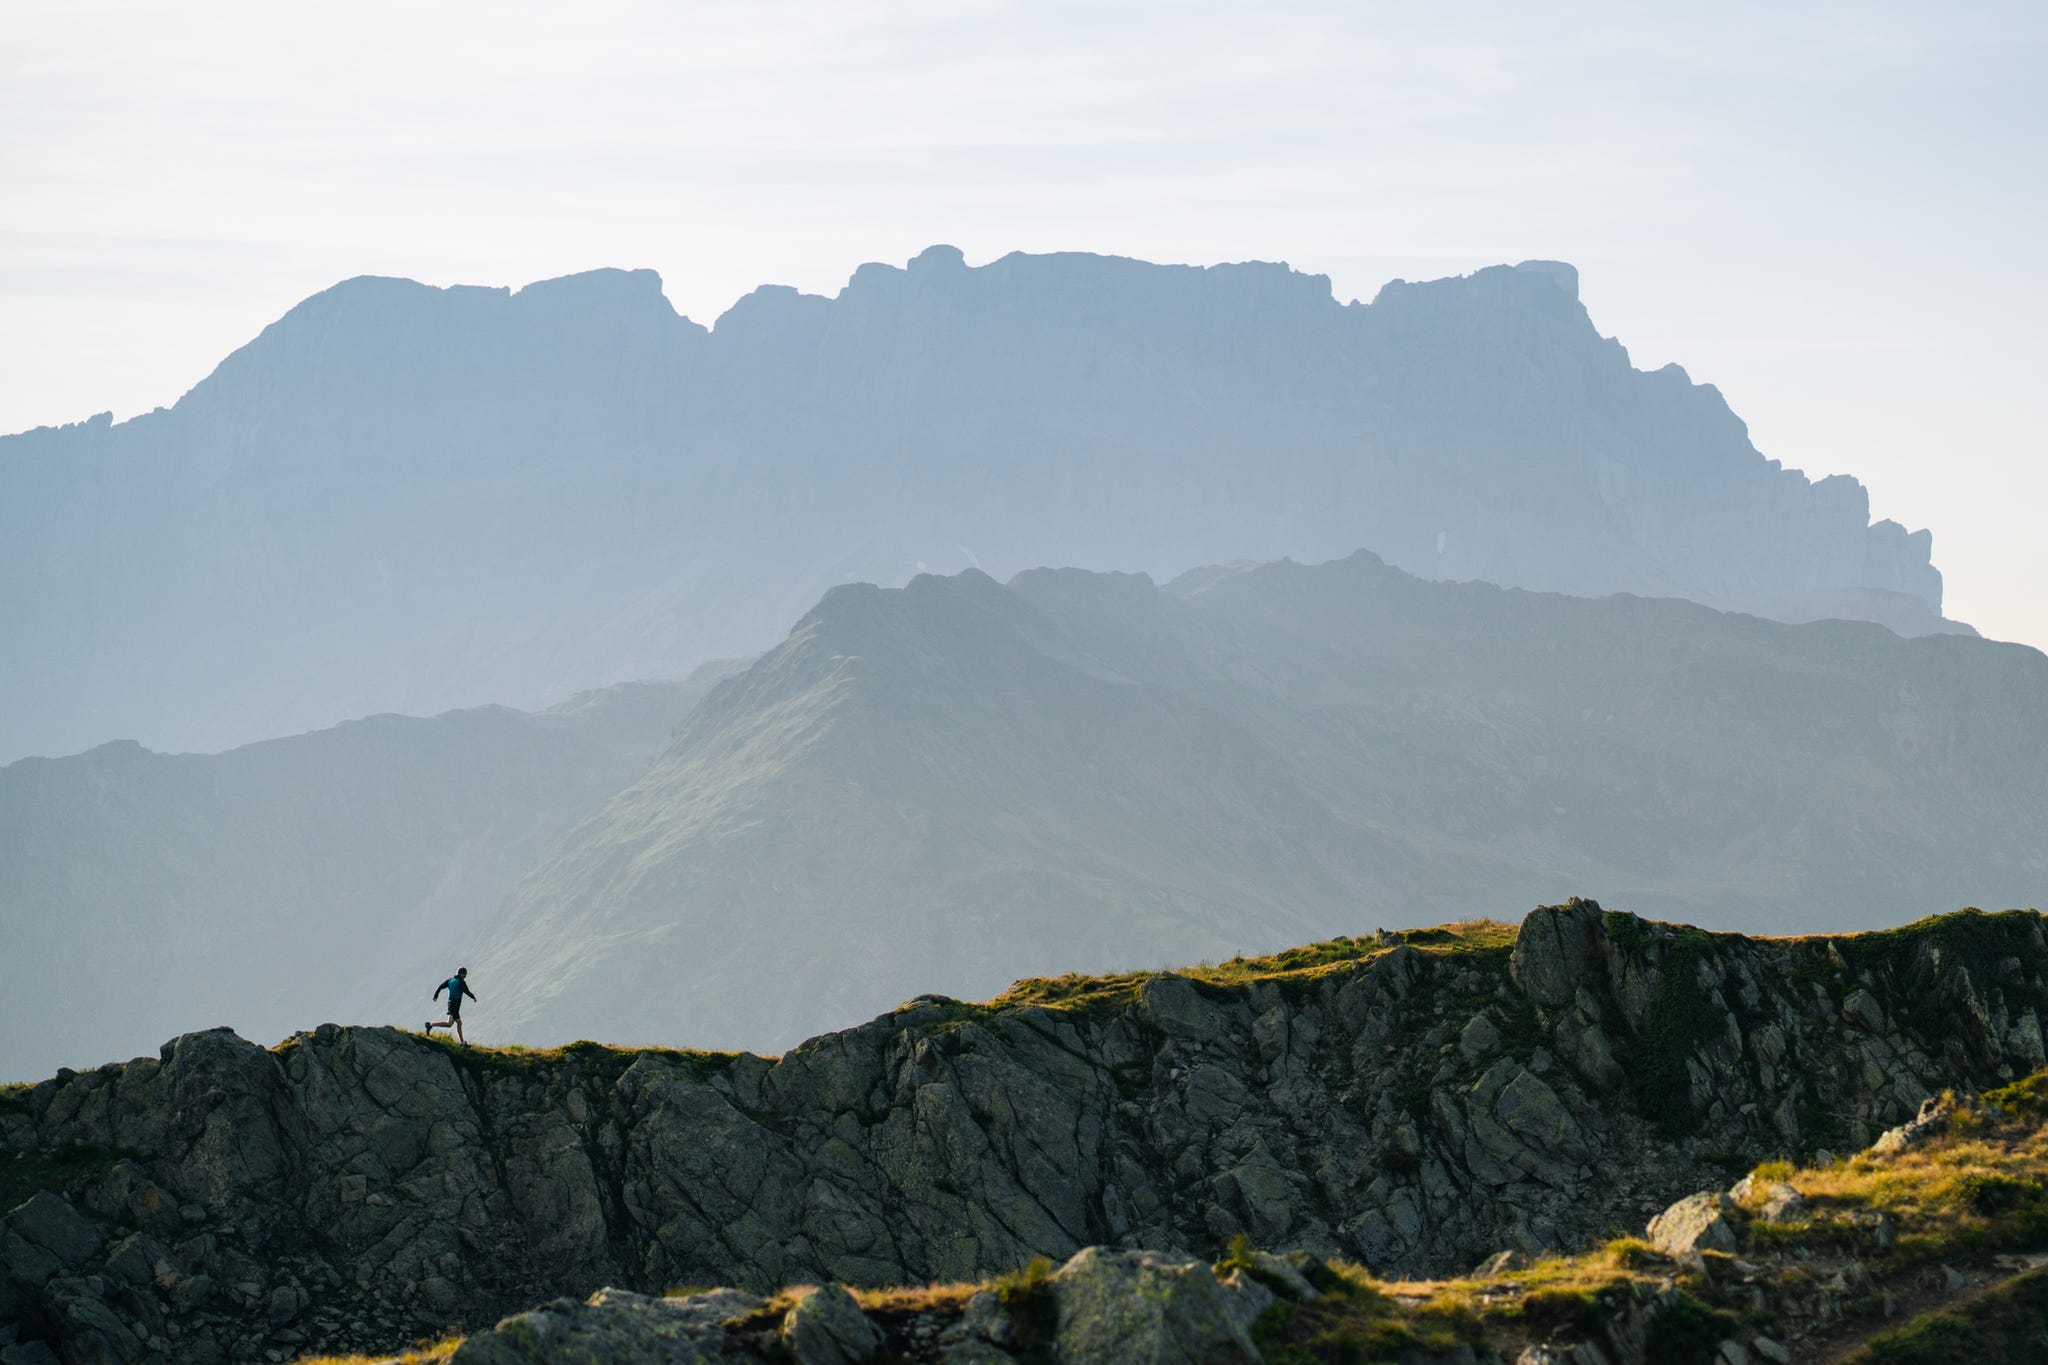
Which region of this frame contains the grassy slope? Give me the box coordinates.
[1847,1267,2048,1363]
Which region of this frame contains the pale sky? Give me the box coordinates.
[5,1,2044,647]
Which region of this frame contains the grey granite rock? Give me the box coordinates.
[3,1193,105,1268]
[782,1283,879,1365]
[1049,1248,1261,1365]
[451,1286,759,1365]
[1647,1193,1740,1256]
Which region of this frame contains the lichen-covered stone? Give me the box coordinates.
[1460,1014,1502,1061]
[1757,1184,1807,1224]
[1049,1248,1261,1365]
[782,1282,879,1365]
[450,1286,759,1365]
[1647,1192,1739,1256]
[3,1192,105,1268]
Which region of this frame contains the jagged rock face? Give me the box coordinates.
[0,250,1955,762]
[3,905,2046,1363]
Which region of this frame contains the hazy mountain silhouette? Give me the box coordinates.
[474,553,2043,1055]
[0,667,735,1080]
[0,250,1961,762]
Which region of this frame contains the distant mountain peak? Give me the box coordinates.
[514,264,670,301]
[1512,258,1580,299]
[0,244,1963,760]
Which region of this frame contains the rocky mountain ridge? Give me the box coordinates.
[4,902,2045,1362]
[474,552,2048,1052]
[0,248,1958,761]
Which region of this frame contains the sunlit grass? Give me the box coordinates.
[951,919,1518,1021]
[291,1335,461,1365]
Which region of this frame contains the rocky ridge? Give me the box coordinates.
[4,902,2047,1363]
[400,1073,2048,1365]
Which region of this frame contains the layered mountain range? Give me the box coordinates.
[0,248,1959,763]
[6,550,2041,1077]
[476,551,2046,1054]
[0,666,736,1080]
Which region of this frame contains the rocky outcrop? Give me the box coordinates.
[1646,1193,1739,1257]
[4,903,2046,1362]
[442,1251,1287,1365]
[450,1285,763,1365]
[1046,1247,1267,1365]
[342,1234,1832,1365]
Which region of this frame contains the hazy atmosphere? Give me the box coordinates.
[6,7,2048,1364]
[8,1,2046,648]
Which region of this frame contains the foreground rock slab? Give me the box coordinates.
[451,1286,761,1365]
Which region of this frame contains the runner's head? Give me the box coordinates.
[457,967,468,978]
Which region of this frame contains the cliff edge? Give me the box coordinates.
[2,903,2044,1362]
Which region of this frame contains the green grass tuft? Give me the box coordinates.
[1851,1267,2048,1363]
[1983,1071,2048,1121]
[922,920,1517,1028]
[412,1030,745,1085]
[992,1256,1058,1365]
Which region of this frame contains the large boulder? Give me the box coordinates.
[1510,901,1606,1008]
[1757,1184,1808,1224]
[450,1286,761,1364]
[1050,1248,1263,1365]
[1647,1193,1740,1256]
[782,1283,881,1365]
[2,1193,104,1271]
